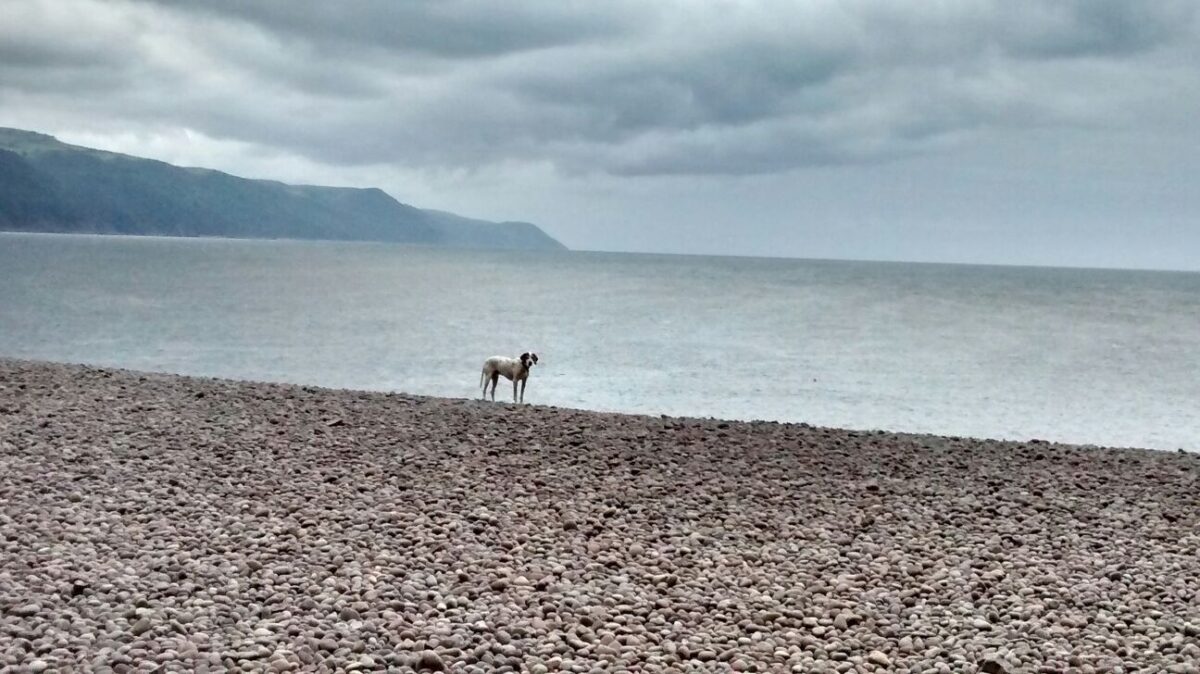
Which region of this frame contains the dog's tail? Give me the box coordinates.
[479,367,486,392]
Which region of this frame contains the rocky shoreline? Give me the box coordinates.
[1,359,1198,673]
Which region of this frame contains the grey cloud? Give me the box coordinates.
[0,38,119,70]
[146,0,637,60]
[1,0,1197,177]
[853,0,1196,63]
[0,4,138,94]
[993,0,1196,59]
[509,39,852,140]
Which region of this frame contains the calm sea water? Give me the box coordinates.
[2,232,1197,450]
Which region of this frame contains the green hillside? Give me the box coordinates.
[0,128,565,251]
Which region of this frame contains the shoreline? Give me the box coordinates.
[2,358,1198,672]
[0,357,1183,455]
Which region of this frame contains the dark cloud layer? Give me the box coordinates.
[4,0,1196,176]
[153,0,635,60]
[1,0,1198,268]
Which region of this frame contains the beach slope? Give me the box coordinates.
[1,360,1197,672]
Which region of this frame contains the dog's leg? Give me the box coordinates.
[512,378,519,403]
[520,378,526,404]
[490,374,499,402]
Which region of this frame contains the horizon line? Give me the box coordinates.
[2,229,1196,275]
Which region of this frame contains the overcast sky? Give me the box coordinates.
[2,0,1198,270]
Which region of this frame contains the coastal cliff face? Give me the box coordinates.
[1,359,1198,672]
[0,128,566,251]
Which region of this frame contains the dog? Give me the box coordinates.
[480,352,539,403]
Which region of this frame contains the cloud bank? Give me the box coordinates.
[3,0,1196,176]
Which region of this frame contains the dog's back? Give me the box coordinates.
[480,356,514,388]
[482,355,514,374]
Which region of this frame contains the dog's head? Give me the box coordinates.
[520,352,539,368]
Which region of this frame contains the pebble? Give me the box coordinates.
[980,658,1010,674]
[416,650,446,671]
[868,650,891,666]
[0,360,1196,672]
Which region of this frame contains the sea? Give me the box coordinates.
[1,232,1197,451]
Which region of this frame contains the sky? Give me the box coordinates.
[1,0,1198,270]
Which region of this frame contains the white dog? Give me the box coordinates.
[480,352,539,403]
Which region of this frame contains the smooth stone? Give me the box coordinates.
[868,651,891,667]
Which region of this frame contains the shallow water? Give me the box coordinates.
[2,232,1198,450]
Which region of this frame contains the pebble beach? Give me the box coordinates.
[1,359,1198,673]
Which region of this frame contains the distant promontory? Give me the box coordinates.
[0,127,565,251]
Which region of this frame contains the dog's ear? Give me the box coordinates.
[531,353,539,364]
[520,352,530,365]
